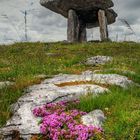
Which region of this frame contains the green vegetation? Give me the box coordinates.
[70,86,140,139]
[0,42,140,139]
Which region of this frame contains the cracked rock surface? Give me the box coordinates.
[0,71,133,139]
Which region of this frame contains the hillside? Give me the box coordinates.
[0,42,140,139]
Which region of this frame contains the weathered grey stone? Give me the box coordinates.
[44,71,132,88]
[12,84,108,112]
[98,10,109,41]
[85,56,112,66]
[41,0,112,17]
[40,0,117,27]
[0,77,108,139]
[0,81,14,89]
[82,110,106,128]
[67,9,79,42]
[0,71,134,139]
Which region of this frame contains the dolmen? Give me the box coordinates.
[40,0,117,42]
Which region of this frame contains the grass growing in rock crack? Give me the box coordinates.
[0,42,140,139]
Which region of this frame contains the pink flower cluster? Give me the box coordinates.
[33,100,102,140]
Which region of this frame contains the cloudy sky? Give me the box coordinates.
[0,0,140,44]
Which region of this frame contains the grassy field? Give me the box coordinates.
[0,42,140,139]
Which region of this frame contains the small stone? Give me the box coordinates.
[82,110,106,128]
[85,56,113,66]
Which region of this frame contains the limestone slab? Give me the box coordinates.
[0,71,133,139]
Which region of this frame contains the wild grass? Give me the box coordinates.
[0,41,140,139]
[69,85,140,139]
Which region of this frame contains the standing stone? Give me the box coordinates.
[98,9,109,41]
[67,9,79,42]
[79,21,87,42]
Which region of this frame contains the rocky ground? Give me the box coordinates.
[0,56,136,140]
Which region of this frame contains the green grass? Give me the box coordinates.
[69,86,140,139]
[0,42,140,139]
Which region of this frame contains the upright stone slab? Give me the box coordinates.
[98,10,109,41]
[67,9,79,42]
[78,21,87,42]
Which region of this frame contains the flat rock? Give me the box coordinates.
[40,0,117,28]
[85,55,112,66]
[82,110,106,128]
[44,71,133,88]
[40,0,114,17]
[0,71,133,139]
